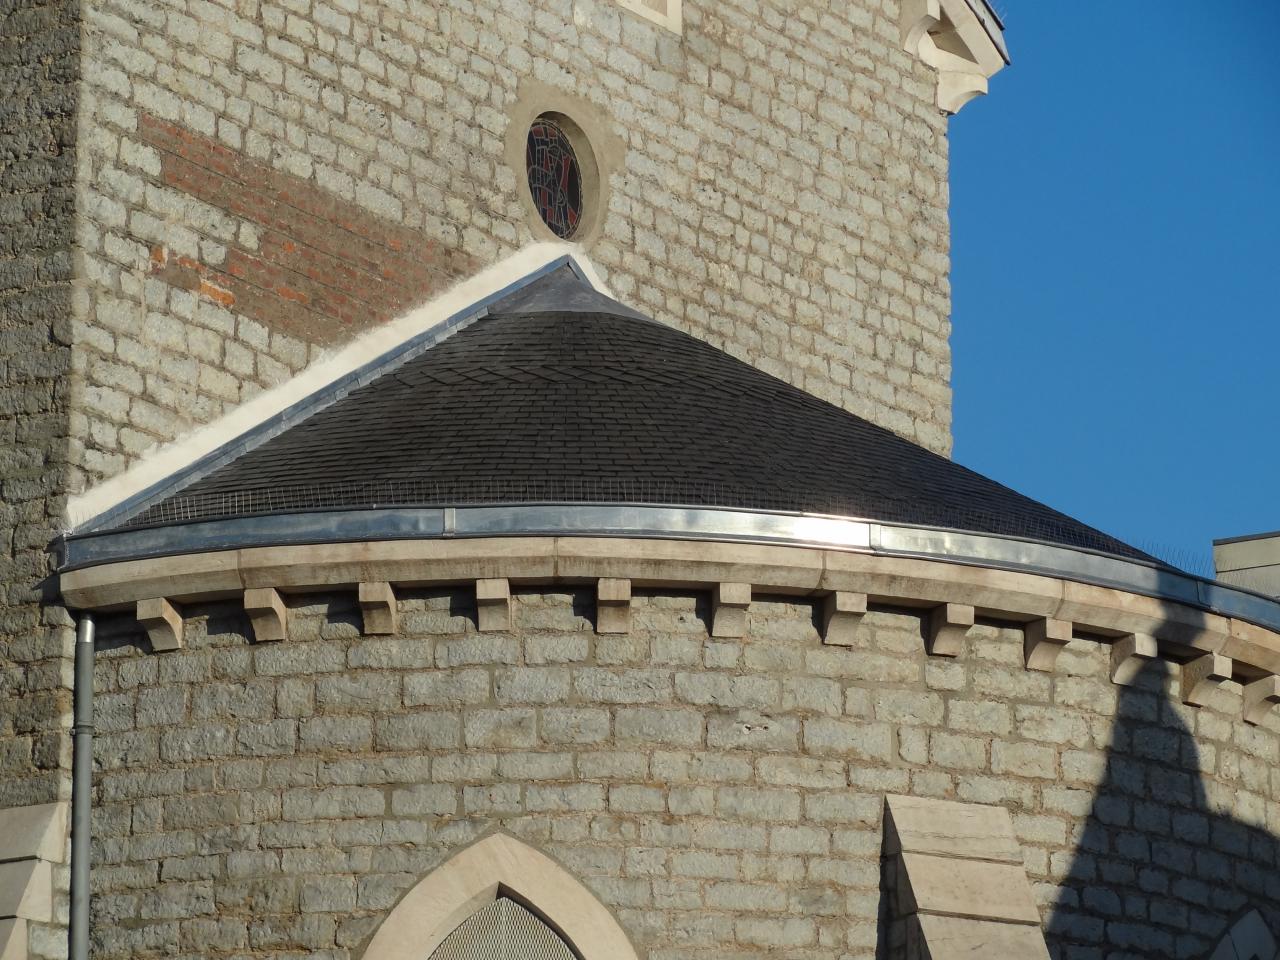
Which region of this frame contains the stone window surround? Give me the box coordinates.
[58,536,1280,727]
[361,832,640,960]
[504,85,622,250]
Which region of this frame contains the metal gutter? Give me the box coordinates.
[69,613,95,960]
[60,502,1280,636]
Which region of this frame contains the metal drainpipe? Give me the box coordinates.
[69,612,95,960]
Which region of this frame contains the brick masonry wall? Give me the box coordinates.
[88,590,1280,959]
[73,0,955,488]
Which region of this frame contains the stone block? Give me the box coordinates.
[615,708,704,747]
[476,578,511,632]
[137,597,184,651]
[358,581,398,635]
[0,803,68,863]
[991,741,1056,780]
[1024,618,1072,672]
[897,852,1040,923]
[244,587,287,642]
[884,794,1022,863]
[914,914,1051,960]
[927,603,973,656]
[711,582,751,638]
[821,591,866,646]
[0,860,51,922]
[596,578,632,634]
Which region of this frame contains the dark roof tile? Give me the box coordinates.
[115,268,1154,563]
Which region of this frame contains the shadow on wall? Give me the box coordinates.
[1046,579,1280,960]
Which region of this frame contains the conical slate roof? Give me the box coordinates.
[113,267,1151,562]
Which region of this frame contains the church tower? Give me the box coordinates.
[11,4,1280,960]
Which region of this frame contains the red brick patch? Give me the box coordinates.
[139,113,475,345]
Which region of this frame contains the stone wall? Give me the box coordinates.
[87,588,1280,959]
[73,0,955,488]
[0,2,80,956]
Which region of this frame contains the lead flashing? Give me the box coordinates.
[58,501,1280,640]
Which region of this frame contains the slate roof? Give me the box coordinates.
[114,268,1153,562]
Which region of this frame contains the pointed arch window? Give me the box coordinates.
[429,897,576,960]
[362,834,640,960]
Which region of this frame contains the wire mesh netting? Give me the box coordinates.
[114,475,1163,566]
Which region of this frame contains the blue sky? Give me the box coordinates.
[950,1,1280,577]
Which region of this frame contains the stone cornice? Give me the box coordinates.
[902,0,1009,114]
[58,537,1280,725]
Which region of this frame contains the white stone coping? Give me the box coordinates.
[57,536,1280,688]
[362,833,640,960]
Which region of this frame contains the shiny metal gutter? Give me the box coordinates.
[59,502,1280,635]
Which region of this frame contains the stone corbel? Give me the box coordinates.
[711,582,751,638]
[1024,618,1072,672]
[902,0,942,54]
[476,578,512,633]
[359,581,399,636]
[1110,633,1159,685]
[1243,675,1280,725]
[1182,652,1232,707]
[137,597,183,652]
[900,0,1009,114]
[244,587,287,642]
[926,603,973,657]
[596,578,632,634]
[822,591,867,647]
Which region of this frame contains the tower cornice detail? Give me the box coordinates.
[902,0,1010,114]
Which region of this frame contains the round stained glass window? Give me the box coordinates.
[526,117,583,240]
